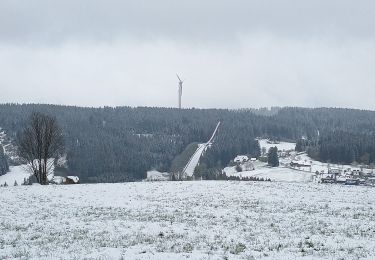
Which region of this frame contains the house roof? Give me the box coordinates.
[234,155,249,161]
[66,176,80,183]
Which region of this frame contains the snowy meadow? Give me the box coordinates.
[1,181,375,259]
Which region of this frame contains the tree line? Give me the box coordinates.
[1,104,375,182]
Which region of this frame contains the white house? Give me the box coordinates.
[234,155,249,163]
[291,160,311,167]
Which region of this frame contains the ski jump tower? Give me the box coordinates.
[176,74,183,109]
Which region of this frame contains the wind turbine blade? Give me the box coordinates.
[176,74,182,82]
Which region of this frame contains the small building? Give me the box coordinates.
[234,155,249,163]
[65,176,80,184]
[290,160,311,168]
[336,175,347,183]
[345,178,359,185]
[51,175,80,184]
[351,169,362,177]
[321,174,335,183]
[329,168,341,175]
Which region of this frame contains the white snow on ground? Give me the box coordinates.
[288,153,372,174]
[258,139,296,151]
[1,181,375,259]
[224,164,314,183]
[256,138,372,177]
[183,122,221,177]
[0,165,30,186]
[0,160,55,186]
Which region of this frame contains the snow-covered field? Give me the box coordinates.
[291,153,371,174]
[258,139,296,152]
[1,181,375,259]
[0,160,55,186]
[0,165,30,186]
[224,164,314,183]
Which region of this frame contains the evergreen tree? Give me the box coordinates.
[268,147,279,167]
[0,144,9,176]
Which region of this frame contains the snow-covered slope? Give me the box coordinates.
[258,139,296,151]
[0,128,20,164]
[183,144,206,177]
[1,181,374,259]
[0,165,30,186]
[183,122,221,177]
[0,162,55,186]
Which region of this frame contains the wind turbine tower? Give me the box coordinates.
[176,74,184,109]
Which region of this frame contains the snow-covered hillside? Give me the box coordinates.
[1,181,374,259]
[258,139,296,152]
[183,122,221,177]
[0,165,30,186]
[0,159,55,186]
[0,128,57,186]
[0,128,20,164]
[0,128,30,185]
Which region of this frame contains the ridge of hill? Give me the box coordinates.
[0,104,375,182]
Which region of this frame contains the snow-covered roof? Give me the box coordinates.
[291,160,311,167]
[234,155,249,162]
[67,176,80,183]
[321,173,334,178]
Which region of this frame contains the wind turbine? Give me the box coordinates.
[176,74,184,109]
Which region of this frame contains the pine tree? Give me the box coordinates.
[268,147,279,167]
[0,144,9,176]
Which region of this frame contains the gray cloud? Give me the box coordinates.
[1,0,375,44]
[0,0,374,109]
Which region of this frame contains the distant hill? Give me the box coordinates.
[0,104,374,182]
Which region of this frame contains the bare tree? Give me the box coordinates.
[18,112,64,185]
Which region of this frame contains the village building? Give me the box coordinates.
[65,176,80,184]
[290,160,311,168]
[51,175,80,184]
[234,155,249,163]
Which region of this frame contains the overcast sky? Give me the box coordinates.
[0,0,374,109]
